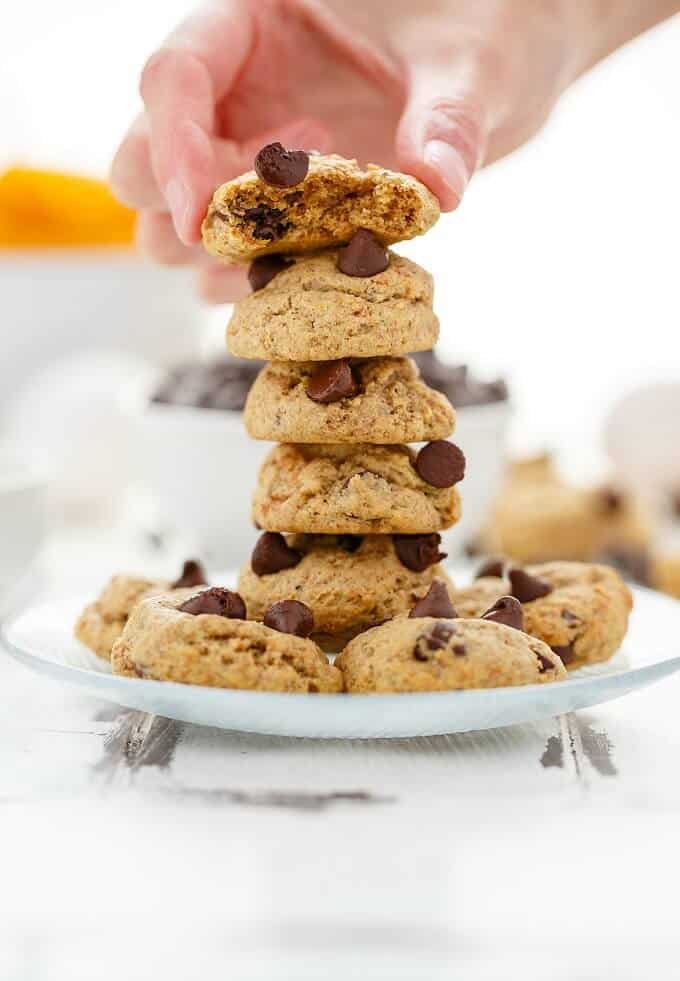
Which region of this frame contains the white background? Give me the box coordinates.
[2,3,679,472]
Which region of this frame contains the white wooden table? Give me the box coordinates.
[2,526,680,980]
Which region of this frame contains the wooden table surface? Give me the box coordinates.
[2,527,680,980]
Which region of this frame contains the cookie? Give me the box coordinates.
[453,561,632,669]
[238,533,455,651]
[202,152,439,263]
[74,560,208,660]
[336,617,566,693]
[227,249,439,361]
[111,590,343,693]
[651,552,680,600]
[75,574,171,659]
[244,357,455,444]
[252,443,462,535]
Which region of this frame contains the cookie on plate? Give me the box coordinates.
[228,248,438,361]
[111,587,343,693]
[74,560,207,660]
[252,442,463,535]
[202,149,439,263]
[244,357,454,444]
[454,560,633,669]
[238,532,455,651]
[336,616,566,693]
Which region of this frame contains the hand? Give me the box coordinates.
[110,0,677,302]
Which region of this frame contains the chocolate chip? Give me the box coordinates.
[248,255,292,291]
[481,596,524,631]
[243,204,289,241]
[179,587,246,619]
[337,535,363,553]
[306,360,361,403]
[475,557,506,579]
[393,533,446,572]
[172,559,207,589]
[598,486,624,514]
[508,568,553,603]
[453,644,467,656]
[414,441,466,488]
[336,229,389,277]
[263,599,315,637]
[413,621,456,660]
[537,651,556,673]
[254,142,309,187]
[251,532,302,576]
[409,580,457,619]
[551,643,575,665]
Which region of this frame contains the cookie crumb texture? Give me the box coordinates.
[336,617,566,693]
[252,443,461,535]
[228,249,438,361]
[238,534,455,651]
[245,357,455,444]
[202,155,440,263]
[111,593,343,693]
[74,574,170,660]
[452,561,633,669]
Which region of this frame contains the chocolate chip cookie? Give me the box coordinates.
[244,357,455,444]
[252,443,462,535]
[202,151,439,263]
[238,532,455,651]
[228,248,438,362]
[336,617,566,693]
[453,561,633,669]
[111,588,342,692]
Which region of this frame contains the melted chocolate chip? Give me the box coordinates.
[179,587,246,619]
[306,360,361,403]
[413,621,456,660]
[251,532,302,576]
[550,643,575,665]
[409,581,457,619]
[393,533,446,572]
[337,535,363,553]
[508,568,553,603]
[598,486,624,514]
[453,644,467,656]
[254,142,309,187]
[336,229,389,277]
[263,599,315,637]
[475,557,506,579]
[243,204,289,241]
[172,559,207,589]
[481,596,524,631]
[248,255,292,291]
[537,651,556,673]
[415,441,466,488]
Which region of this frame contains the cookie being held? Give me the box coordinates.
[202,149,439,263]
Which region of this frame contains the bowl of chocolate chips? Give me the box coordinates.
[412,351,511,554]
[137,357,269,564]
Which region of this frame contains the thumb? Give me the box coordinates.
[396,53,497,211]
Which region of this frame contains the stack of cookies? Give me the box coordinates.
[74,145,632,696]
[202,144,469,652]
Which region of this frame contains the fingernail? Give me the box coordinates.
[165,178,191,241]
[424,140,470,203]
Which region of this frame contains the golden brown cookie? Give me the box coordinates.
[228,249,438,361]
[336,617,566,693]
[202,153,439,263]
[238,533,455,651]
[650,552,680,599]
[111,590,342,693]
[454,561,632,669]
[244,357,455,444]
[75,574,171,659]
[252,443,462,535]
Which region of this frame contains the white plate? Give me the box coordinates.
[2,586,680,738]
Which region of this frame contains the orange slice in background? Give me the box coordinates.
[0,167,136,248]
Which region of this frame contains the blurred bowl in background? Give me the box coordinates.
[136,403,270,567]
[0,253,205,416]
[442,400,512,556]
[0,446,49,597]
